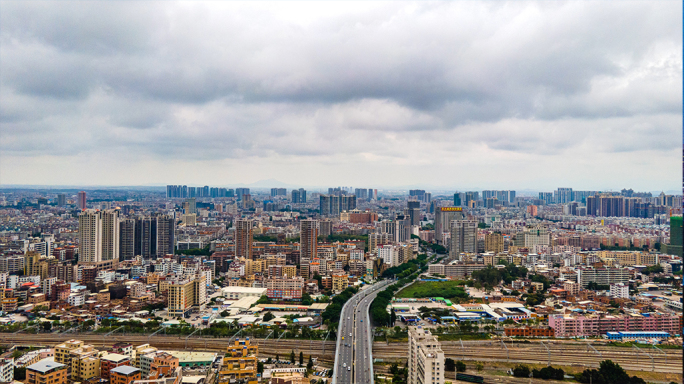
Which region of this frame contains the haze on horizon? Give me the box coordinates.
[0,1,681,191]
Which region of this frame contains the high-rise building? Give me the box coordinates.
[453,193,463,207]
[235,220,253,260]
[77,191,87,211]
[449,219,477,257]
[406,201,421,226]
[167,274,207,317]
[434,207,465,245]
[539,192,554,205]
[464,191,479,207]
[555,188,574,204]
[156,215,175,257]
[184,198,197,214]
[119,219,136,261]
[319,220,332,237]
[57,194,66,207]
[291,188,307,203]
[270,188,287,197]
[166,185,189,198]
[588,194,625,217]
[394,216,411,243]
[235,188,250,200]
[355,188,368,199]
[79,209,120,263]
[319,194,356,216]
[408,327,445,384]
[668,216,683,257]
[300,220,318,261]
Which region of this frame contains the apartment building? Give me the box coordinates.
[332,274,349,293]
[610,283,629,299]
[111,366,142,384]
[265,276,304,301]
[549,314,681,338]
[167,274,207,318]
[597,251,659,266]
[26,360,67,384]
[427,263,486,278]
[219,338,258,384]
[408,327,445,384]
[577,267,630,287]
[100,353,131,380]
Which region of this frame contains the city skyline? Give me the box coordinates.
[1,1,681,190]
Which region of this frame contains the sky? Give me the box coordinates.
[0,1,682,192]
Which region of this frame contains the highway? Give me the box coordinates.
[332,280,393,384]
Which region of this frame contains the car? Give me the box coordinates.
[349,333,352,336]
[360,319,363,322]
[347,367,351,371]
[343,363,346,368]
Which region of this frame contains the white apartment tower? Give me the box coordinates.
[408,327,445,384]
[78,209,120,263]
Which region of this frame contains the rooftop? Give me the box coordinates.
[111,365,141,375]
[27,359,65,374]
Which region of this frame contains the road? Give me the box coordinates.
[332,280,393,384]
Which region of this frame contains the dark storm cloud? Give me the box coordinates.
[0,1,680,188]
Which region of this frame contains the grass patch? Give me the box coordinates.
[395,280,468,300]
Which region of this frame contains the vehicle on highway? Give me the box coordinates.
[347,367,351,371]
[349,333,352,336]
[343,363,346,368]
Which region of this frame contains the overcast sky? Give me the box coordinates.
[0,1,681,191]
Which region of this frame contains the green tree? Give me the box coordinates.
[307,356,314,371]
[263,312,275,322]
[41,322,52,331]
[513,364,530,378]
[456,361,466,372]
[257,295,272,305]
[257,361,264,374]
[444,358,455,371]
[301,293,313,306]
[290,350,295,364]
[475,362,483,372]
[299,351,304,366]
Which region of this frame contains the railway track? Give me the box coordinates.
[1,334,680,374]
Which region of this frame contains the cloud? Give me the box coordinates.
[0,1,681,190]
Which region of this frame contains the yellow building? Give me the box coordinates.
[484,233,504,254]
[27,360,67,384]
[218,338,258,384]
[55,339,85,364]
[167,275,207,318]
[598,251,658,266]
[332,274,349,293]
[282,265,297,278]
[55,339,100,380]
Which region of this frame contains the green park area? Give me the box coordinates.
[395,280,469,301]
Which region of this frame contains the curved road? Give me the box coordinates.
[332,280,393,384]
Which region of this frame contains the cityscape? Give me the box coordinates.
[0,186,680,384]
[0,1,682,384]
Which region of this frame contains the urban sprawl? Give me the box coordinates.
[0,186,681,384]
